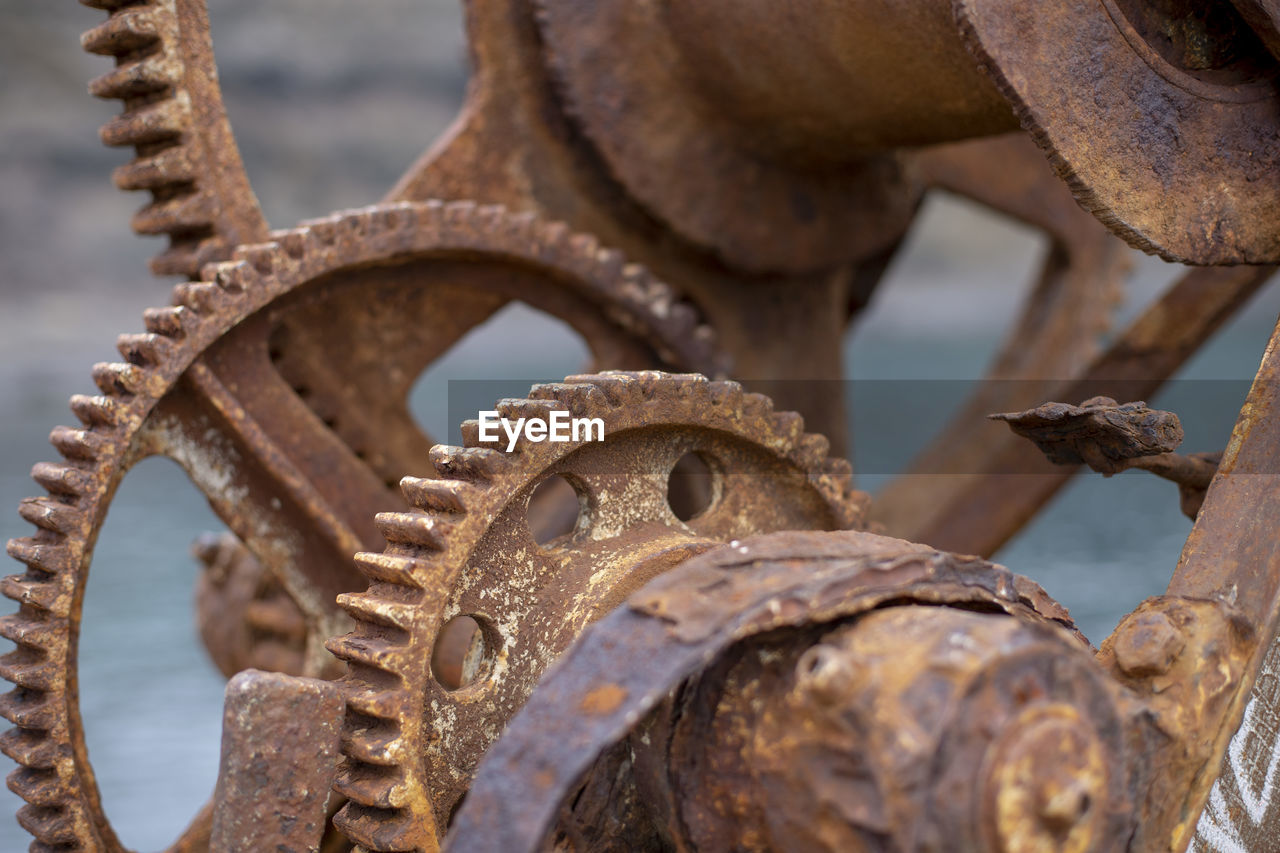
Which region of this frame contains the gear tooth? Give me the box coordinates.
[505,209,539,234]
[353,552,427,589]
[6,538,70,577]
[0,613,58,653]
[592,246,625,281]
[300,217,339,247]
[49,425,103,461]
[340,681,405,720]
[232,243,279,276]
[705,380,745,409]
[398,477,473,514]
[113,145,195,191]
[7,766,71,809]
[741,391,776,419]
[666,298,699,335]
[69,394,120,428]
[116,331,173,367]
[768,410,806,448]
[0,690,57,730]
[528,381,608,417]
[539,220,572,247]
[563,372,638,407]
[339,716,403,767]
[441,200,478,229]
[325,633,410,676]
[0,653,57,693]
[88,51,180,99]
[429,445,511,482]
[208,259,255,293]
[91,361,147,396]
[16,803,76,846]
[333,762,408,809]
[495,397,562,423]
[80,6,161,55]
[566,232,600,260]
[0,576,62,614]
[276,228,309,259]
[172,281,227,314]
[337,590,421,633]
[31,463,89,501]
[457,419,485,448]
[0,727,60,769]
[794,432,831,468]
[99,95,189,147]
[373,511,454,551]
[142,305,191,339]
[334,801,427,853]
[131,190,214,236]
[17,499,79,538]
[150,239,213,278]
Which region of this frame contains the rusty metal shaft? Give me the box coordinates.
[664,0,1019,158]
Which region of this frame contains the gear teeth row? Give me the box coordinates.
[331,371,862,850]
[81,0,224,277]
[4,203,727,850]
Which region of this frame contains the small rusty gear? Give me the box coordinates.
[80,0,268,277]
[2,203,726,852]
[326,371,866,851]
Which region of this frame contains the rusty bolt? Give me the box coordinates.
[793,642,855,705]
[985,708,1108,852]
[1113,611,1186,678]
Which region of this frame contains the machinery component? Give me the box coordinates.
[958,0,1280,264]
[449,529,1255,853]
[209,670,343,853]
[81,0,267,277]
[327,371,866,851]
[13,0,1280,849]
[0,205,724,852]
[194,532,309,679]
[991,397,1185,470]
[538,0,1280,266]
[992,397,1223,519]
[443,530,1099,850]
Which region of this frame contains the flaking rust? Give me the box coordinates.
[8,0,1280,850]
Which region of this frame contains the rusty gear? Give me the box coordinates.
[80,0,268,277]
[1,204,725,852]
[327,371,866,851]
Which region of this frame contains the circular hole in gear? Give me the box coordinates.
[527,474,585,546]
[667,452,719,521]
[430,615,495,691]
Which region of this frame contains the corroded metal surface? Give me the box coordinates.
[327,372,866,851]
[450,529,1257,853]
[958,0,1280,264]
[446,530,1094,850]
[11,0,1280,849]
[0,207,725,851]
[209,671,343,853]
[993,398,1223,519]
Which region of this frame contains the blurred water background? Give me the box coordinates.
[1,2,1277,850]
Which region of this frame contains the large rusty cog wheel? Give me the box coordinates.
[326,371,866,851]
[1,205,726,853]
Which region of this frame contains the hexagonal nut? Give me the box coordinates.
[1113,611,1185,678]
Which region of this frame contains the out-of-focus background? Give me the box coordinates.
[1,2,1277,850]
